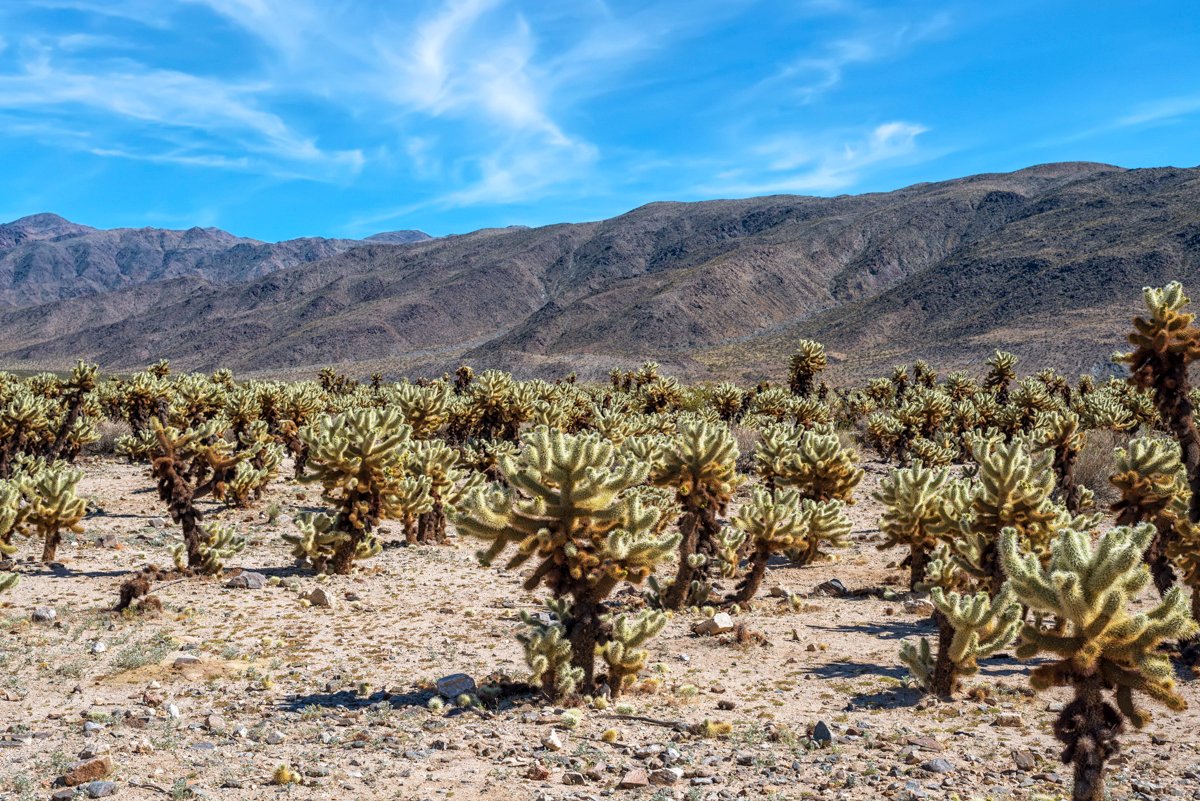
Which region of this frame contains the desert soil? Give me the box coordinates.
[0,457,1197,801]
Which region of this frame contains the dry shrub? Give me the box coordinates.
[87,419,132,455]
[733,425,761,473]
[1075,428,1130,507]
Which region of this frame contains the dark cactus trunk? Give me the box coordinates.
[1055,678,1122,801]
[662,512,701,610]
[1054,443,1083,515]
[909,545,930,592]
[930,610,958,699]
[731,542,770,604]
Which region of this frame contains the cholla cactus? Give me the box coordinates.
[710,383,746,423]
[0,391,50,478]
[1121,282,1200,523]
[900,585,1021,697]
[172,522,245,574]
[22,462,87,563]
[1000,525,1197,801]
[788,340,827,397]
[450,426,679,695]
[865,413,904,461]
[770,425,863,504]
[48,361,98,462]
[598,609,668,697]
[287,408,430,574]
[150,419,245,573]
[404,440,480,544]
[984,350,1018,402]
[394,383,450,439]
[1026,410,1088,514]
[1110,437,1185,593]
[875,462,958,590]
[650,420,740,610]
[728,487,850,602]
[520,600,583,700]
[0,571,16,593]
[951,438,1062,594]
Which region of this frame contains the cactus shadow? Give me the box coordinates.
[279,688,435,712]
[808,619,932,641]
[976,655,1033,677]
[809,659,909,680]
[20,563,129,579]
[844,686,923,710]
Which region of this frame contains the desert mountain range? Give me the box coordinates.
[3,162,1197,382]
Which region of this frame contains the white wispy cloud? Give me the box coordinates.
[0,44,363,179]
[1117,95,1200,128]
[752,9,951,103]
[702,121,930,196]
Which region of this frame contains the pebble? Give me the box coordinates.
[814,578,849,597]
[994,711,1024,727]
[542,731,564,751]
[920,758,955,774]
[90,642,107,655]
[265,730,286,745]
[692,612,734,636]
[59,756,113,786]
[563,772,586,785]
[1011,749,1037,771]
[32,606,57,623]
[225,571,266,590]
[811,720,834,746]
[86,780,118,797]
[618,769,649,789]
[305,587,336,608]
[648,768,682,786]
[436,673,476,698]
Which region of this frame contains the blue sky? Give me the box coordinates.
[0,1,1196,241]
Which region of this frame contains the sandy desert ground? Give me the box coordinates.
[0,456,1197,801]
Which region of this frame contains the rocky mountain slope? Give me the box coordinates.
[0,214,429,308]
[3,162,1197,381]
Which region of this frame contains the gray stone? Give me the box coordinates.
[435,673,476,699]
[86,780,118,797]
[225,571,266,590]
[562,771,586,785]
[811,720,834,746]
[648,768,682,786]
[32,607,57,623]
[920,758,955,774]
[172,655,201,668]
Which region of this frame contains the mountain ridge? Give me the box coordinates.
[3,161,1195,382]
